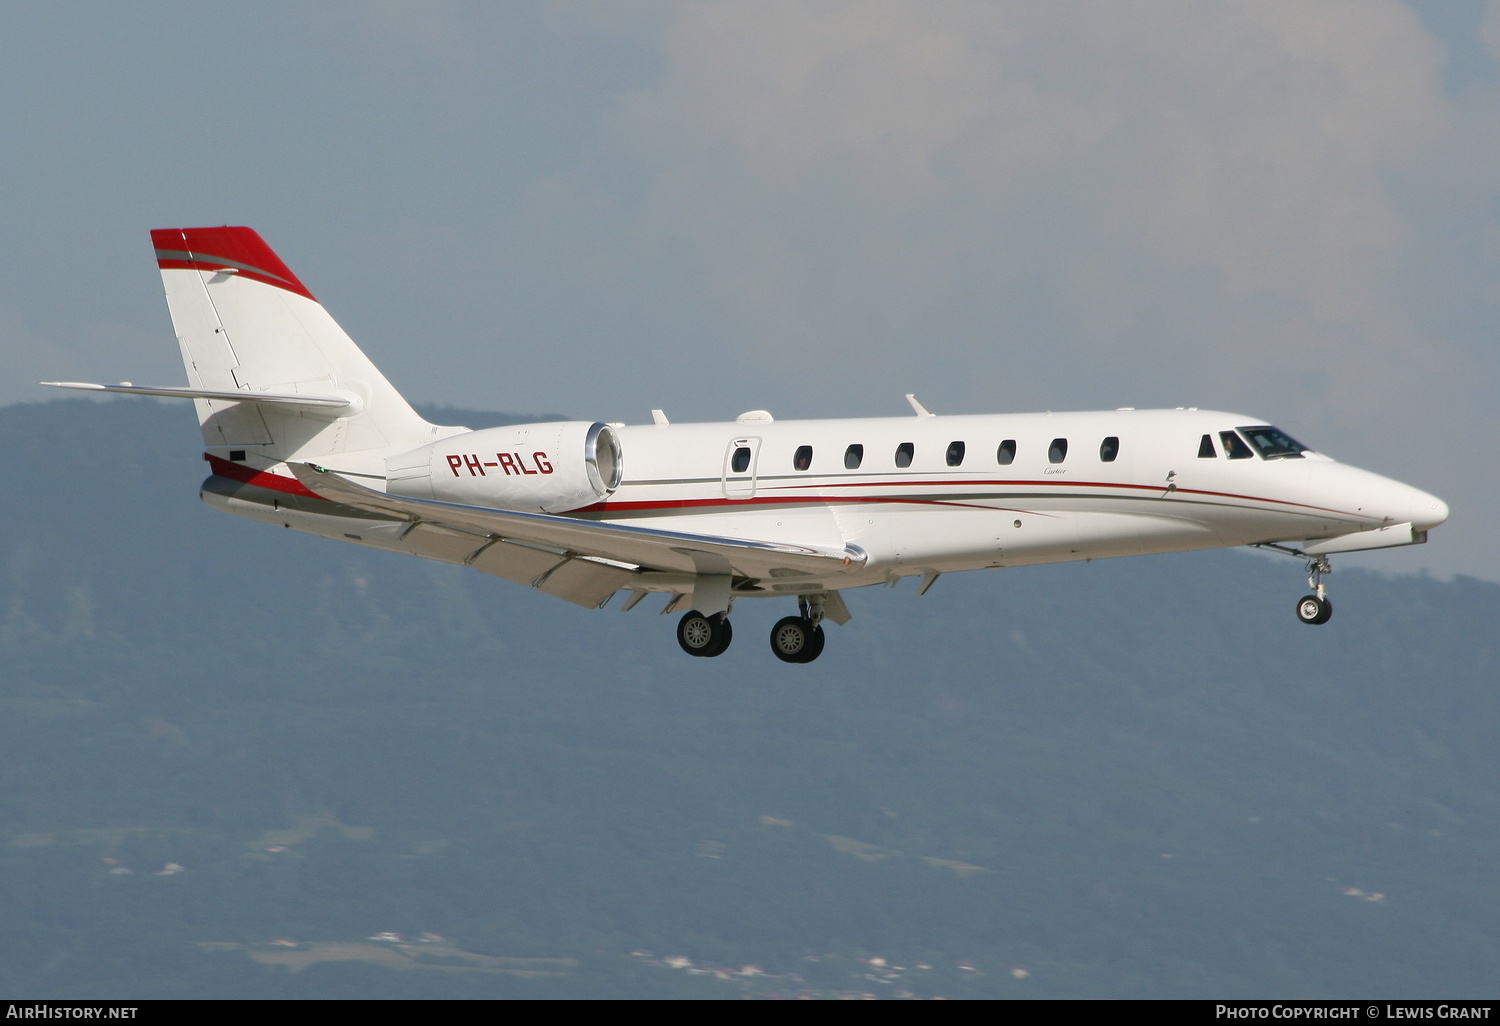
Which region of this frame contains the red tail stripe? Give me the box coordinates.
[150,227,316,301]
[203,453,322,499]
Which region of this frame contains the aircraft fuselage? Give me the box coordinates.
[51,225,1451,661]
[579,408,1447,593]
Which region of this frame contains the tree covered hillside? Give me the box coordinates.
[0,399,1495,998]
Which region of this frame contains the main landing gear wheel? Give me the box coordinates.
[770,616,825,663]
[677,610,732,657]
[1296,594,1332,625]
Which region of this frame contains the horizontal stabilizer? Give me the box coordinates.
[288,463,867,581]
[42,381,352,409]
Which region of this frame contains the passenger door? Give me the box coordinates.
[722,437,761,499]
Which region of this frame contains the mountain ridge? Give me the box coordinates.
[1,398,1494,998]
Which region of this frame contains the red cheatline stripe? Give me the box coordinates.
[574,494,1010,515]
[199,455,1353,522]
[203,453,323,499]
[766,476,1352,517]
[586,492,1343,518]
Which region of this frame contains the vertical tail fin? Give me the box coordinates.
[152,226,445,469]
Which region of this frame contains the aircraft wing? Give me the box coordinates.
[287,463,866,584]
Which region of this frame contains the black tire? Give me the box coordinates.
[1296,595,1332,625]
[795,623,825,663]
[678,610,723,656]
[702,616,733,657]
[771,616,822,663]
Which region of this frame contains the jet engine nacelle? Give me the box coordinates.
[385,421,622,513]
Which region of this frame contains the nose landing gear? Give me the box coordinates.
[1252,543,1336,626]
[1295,555,1333,625]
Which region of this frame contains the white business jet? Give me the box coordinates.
[46,227,1449,663]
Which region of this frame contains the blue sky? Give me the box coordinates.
[4,1,1496,579]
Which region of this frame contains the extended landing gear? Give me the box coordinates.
[1252,544,1337,626]
[677,610,733,657]
[769,595,828,664]
[1296,555,1334,626]
[770,617,824,663]
[1296,594,1332,625]
[671,593,840,662]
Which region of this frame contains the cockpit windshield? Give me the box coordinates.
[1236,425,1309,460]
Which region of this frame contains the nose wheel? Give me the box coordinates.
[677,610,733,657]
[1296,593,1332,625]
[1252,543,1339,626]
[1296,556,1334,625]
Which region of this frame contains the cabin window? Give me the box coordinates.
[793,445,813,471]
[895,442,914,468]
[1219,430,1254,460]
[1198,434,1217,459]
[1099,436,1119,462]
[844,444,864,469]
[946,441,966,467]
[996,439,1016,465]
[731,446,752,473]
[1238,425,1309,460]
[1048,438,1068,464]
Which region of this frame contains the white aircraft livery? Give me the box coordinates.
[46,227,1450,662]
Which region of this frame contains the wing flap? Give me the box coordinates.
[288,463,865,581]
[531,556,639,608]
[400,523,492,564]
[466,540,638,608]
[467,539,571,584]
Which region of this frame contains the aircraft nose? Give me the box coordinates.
[1380,477,1449,532]
[1332,464,1449,532]
[1410,489,1449,532]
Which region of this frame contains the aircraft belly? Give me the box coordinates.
[1070,511,1219,558]
[1208,505,1350,546]
[832,505,1072,572]
[830,500,1233,572]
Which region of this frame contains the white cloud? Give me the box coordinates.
[330,0,1494,573]
[1482,0,1500,62]
[7,1,1494,577]
[605,2,1461,425]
